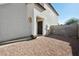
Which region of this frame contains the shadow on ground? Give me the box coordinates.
[46,34,79,56]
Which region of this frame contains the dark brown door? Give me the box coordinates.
[37,21,43,35]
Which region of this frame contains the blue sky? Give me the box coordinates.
[52,3,79,24]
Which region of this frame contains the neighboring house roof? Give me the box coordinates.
[48,3,59,16]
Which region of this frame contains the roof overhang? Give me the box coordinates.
[48,3,59,16]
[35,3,46,10]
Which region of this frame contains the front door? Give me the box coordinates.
[37,21,43,35]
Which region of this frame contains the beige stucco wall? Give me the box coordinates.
[0,3,58,41]
[33,4,58,35]
[0,3,32,42]
[25,3,34,35]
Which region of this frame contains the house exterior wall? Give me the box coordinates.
[0,3,32,42]
[33,4,58,35]
[0,3,58,42]
[43,4,58,35]
[25,3,34,36]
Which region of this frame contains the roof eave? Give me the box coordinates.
[48,3,59,16]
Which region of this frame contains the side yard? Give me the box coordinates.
[0,36,72,56]
[48,23,79,55]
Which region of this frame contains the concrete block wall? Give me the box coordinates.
[50,23,77,39]
[78,24,79,39]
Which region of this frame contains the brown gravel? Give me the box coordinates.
[0,36,72,56]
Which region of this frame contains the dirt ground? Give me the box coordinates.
[0,36,72,56]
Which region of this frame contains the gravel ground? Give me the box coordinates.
[0,36,72,56]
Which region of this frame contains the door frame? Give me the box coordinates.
[37,21,43,35]
[36,16,44,35]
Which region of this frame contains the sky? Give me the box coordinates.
[52,3,79,24]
